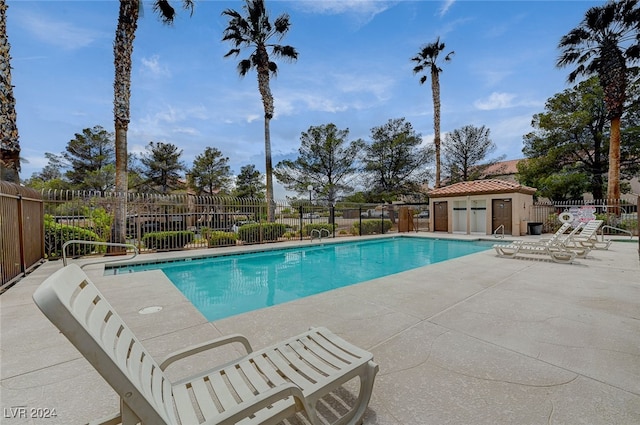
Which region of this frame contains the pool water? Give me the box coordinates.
[111,237,493,321]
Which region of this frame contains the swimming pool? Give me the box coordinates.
[109,237,493,321]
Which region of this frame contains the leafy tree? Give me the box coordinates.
[517,157,590,201]
[362,118,434,200]
[189,147,232,195]
[112,0,194,247]
[443,125,504,183]
[64,126,115,191]
[411,36,454,189]
[139,141,185,193]
[274,123,363,204]
[24,152,71,191]
[234,164,265,198]
[0,2,20,182]
[519,77,608,199]
[222,0,298,221]
[557,0,640,200]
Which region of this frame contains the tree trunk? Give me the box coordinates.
[257,51,275,222]
[1,1,20,182]
[431,70,441,188]
[264,116,275,222]
[607,116,621,202]
[110,0,138,253]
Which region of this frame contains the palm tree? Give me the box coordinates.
[111,0,194,248]
[0,1,20,183]
[557,0,640,201]
[411,37,454,189]
[221,0,298,221]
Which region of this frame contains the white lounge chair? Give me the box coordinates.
[565,219,611,250]
[493,222,586,263]
[32,264,379,425]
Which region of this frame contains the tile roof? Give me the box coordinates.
[428,179,537,197]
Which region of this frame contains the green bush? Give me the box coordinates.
[44,219,101,259]
[352,219,392,235]
[142,231,194,250]
[238,223,287,243]
[208,231,237,247]
[302,223,336,237]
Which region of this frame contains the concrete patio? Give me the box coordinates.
[1,235,639,424]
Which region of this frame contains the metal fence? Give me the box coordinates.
[41,190,431,257]
[529,198,639,236]
[0,181,44,290]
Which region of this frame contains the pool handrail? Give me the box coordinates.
[62,240,139,269]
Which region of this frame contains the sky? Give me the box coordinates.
[7,0,602,198]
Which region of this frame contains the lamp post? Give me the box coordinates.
[307,184,313,223]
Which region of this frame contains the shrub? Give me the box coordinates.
[208,231,237,247]
[238,223,287,243]
[142,231,194,250]
[352,219,392,235]
[302,223,336,237]
[44,219,101,259]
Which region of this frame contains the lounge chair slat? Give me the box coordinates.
[190,377,220,420]
[252,354,288,387]
[277,344,325,383]
[238,360,271,393]
[262,349,310,389]
[209,371,237,412]
[225,365,256,402]
[288,339,336,376]
[172,384,200,424]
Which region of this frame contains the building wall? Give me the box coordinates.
[430,192,534,236]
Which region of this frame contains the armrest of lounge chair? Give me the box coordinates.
[160,334,253,371]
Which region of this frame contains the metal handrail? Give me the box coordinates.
[62,240,139,268]
[493,224,505,238]
[310,228,331,242]
[600,225,634,240]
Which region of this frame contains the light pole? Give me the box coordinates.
[307,184,313,223]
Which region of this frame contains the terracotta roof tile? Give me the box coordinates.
[428,179,537,197]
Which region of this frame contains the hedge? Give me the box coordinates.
[352,219,393,235]
[142,231,194,250]
[44,220,101,259]
[238,223,286,243]
[208,231,237,247]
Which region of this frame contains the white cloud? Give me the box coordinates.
[474,92,517,110]
[292,0,398,27]
[439,0,456,17]
[16,12,104,50]
[140,55,171,78]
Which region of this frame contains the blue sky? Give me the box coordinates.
[8,0,600,196]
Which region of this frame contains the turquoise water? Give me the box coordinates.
[111,238,493,321]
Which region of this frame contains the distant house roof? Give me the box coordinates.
[428,179,537,198]
[481,159,522,178]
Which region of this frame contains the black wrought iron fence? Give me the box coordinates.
[40,190,431,257]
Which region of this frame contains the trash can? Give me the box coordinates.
[527,222,543,235]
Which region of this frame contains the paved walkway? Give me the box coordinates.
[1,235,639,424]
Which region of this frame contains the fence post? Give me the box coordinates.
[17,194,26,274]
[299,205,303,241]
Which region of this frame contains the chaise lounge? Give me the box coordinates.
[32,264,379,425]
[493,222,587,263]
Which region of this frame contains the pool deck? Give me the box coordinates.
[1,233,639,424]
